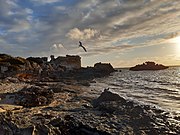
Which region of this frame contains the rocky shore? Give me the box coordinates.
[0,79,179,135]
[0,54,179,135]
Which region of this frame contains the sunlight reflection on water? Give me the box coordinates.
[91,67,180,114]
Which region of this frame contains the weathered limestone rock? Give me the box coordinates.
[50,55,81,70]
[15,86,54,107]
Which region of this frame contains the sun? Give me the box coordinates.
[169,36,180,58]
[169,36,180,45]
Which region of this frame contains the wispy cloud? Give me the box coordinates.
[30,0,60,5]
[0,0,180,66]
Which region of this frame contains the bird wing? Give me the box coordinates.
[78,41,87,52]
[81,45,87,52]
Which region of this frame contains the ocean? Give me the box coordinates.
[91,67,180,115]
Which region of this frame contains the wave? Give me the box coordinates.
[93,67,180,113]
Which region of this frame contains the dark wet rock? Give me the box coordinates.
[90,90,180,134]
[48,115,111,135]
[130,61,168,71]
[94,62,115,73]
[15,86,54,107]
[0,113,18,135]
[26,57,48,65]
[93,89,126,107]
[20,126,36,135]
[130,105,144,117]
[71,63,116,80]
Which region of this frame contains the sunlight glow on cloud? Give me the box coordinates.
[50,43,66,51]
[169,36,180,45]
[0,0,180,66]
[66,28,98,40]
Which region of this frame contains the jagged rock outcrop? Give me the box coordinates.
[73,63,116,80]
[0,54,116,81]
[91,90,180,134]
[129,61,168,71]
[94,62,115,73]
[0,54,42,78]
[26,57,48,65]
[93,89,126,107]
[0,54,27,73]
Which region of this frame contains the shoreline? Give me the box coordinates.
[0,78,179,134]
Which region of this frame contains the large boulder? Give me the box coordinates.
[93,89,126,107]
[94,62,115,73]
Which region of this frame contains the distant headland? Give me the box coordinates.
[129,61,169,71]
[0,53,115,81]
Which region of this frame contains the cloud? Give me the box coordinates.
[66,28,98,40]
[50,43,66,51]
[0,0,180,66]
[55,6,66,11]
[8,20,30,32]
[0,0,32,33]
[31,0,60,5]
[25,8,33,14]
[50,43,68,55]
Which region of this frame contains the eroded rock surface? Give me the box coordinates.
[0,82,179,135]
[14,86,54,107]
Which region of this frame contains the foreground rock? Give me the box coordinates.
[15,86,54,107]
[129,61,168,71]
[0,82,179,135]
[0,112,111,135]
[93,89,126,107]
[92,90,180,134]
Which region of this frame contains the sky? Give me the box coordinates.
[0,0,180,67]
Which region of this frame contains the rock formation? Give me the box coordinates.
[129,61,168,71]
[0,53,116,82]
[93,89,126,107]
[94,62,115,74]
[26,57,48,65]
[50,55,81,70]
[15,86,54,107]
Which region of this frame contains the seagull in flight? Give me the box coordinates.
[79,41,87,52]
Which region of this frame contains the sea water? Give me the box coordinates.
[91,67,180,114]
